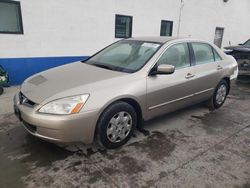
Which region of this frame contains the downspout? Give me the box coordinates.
[177,0,185,37]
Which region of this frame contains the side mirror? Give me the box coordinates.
[150,64,175,76]
[238,43,243,46]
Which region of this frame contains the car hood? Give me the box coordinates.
[21,62,127,104]
[224,45,250,52]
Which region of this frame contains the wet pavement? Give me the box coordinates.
[0,77,250,188]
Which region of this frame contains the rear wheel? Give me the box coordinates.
[0,87,3,95]
[96,101,137,149]
[208,80,229,111]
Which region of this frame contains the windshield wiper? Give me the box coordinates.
[92,63,114,71]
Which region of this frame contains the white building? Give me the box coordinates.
[0,0,249,85]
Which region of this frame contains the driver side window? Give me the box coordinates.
[157,43,190,69]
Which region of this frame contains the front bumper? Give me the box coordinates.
[237,59,250,76]
[238,70,250,76]
[14,93,99,144]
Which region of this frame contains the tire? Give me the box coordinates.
[96,101,137,149]
[0,87,3,95]
[208,79,229,111]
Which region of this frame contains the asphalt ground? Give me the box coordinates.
[0,76,250,188]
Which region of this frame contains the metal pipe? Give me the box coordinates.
[177,0,184,37]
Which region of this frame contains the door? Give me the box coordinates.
[146,43,198,119]
[214,27,224,48]
[188,42,223,102]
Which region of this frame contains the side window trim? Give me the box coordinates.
[187,42,195,66]
[212,48,223,62]
[211,46,218,62]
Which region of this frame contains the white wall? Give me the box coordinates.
[0,0,249,58]
[179,0,250,47]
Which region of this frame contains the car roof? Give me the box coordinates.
[125,37,217,47]
[126,36,180,43]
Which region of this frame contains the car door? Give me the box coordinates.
[146,42,198,119]
[188,42,223,102]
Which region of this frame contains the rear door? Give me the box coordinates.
[188,42,223,101]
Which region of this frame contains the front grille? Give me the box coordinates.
[232,51,250,60]
[19,92,36,107]
[23,121,37,133]
[237,59,250,71]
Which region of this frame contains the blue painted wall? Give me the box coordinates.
[0,56,89,85]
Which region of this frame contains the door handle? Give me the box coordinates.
[217,65,223,70]
[185,73,195,79]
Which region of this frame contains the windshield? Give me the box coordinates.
[244,39,250,47]
[85,40,162,73]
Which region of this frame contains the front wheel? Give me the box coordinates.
[208,80,229,111]
[96,101,137,149]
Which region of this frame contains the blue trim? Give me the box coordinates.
[0,56,89,85]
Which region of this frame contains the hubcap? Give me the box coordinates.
[106,111,132,143]
[216,84,227,105]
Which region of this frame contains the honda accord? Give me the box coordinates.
[14,37,238,148]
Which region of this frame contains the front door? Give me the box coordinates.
[146,43,197,119]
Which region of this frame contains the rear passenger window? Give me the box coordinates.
[213,49,222,61]
[157,43,190,69]
[192,43,214,65]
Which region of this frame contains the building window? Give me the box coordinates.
[0,0,23,34]
[214,27,224,48]
[115,14,132,38]
[160,20,173,36]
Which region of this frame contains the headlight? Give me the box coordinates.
[38,94,89,115]
[223,49,233,54]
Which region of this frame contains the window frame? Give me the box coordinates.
[0,0,24,34]
[214,27,224,48]
[189,42,222,66]
[115,14,133,39]
[212,48,222,62]
[160,20,173,37]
